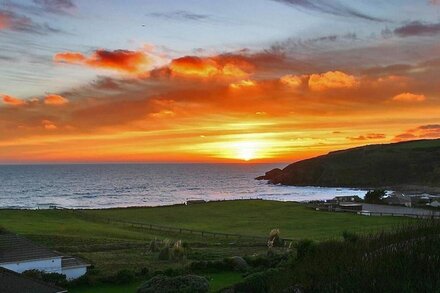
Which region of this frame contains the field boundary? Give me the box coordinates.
[70,210,294,242]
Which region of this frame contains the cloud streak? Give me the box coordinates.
[0,9,63,34]
[394,21,440,37]
[147,10,210,21]
[272,0,385,22]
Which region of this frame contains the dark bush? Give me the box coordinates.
[115,269,135,284]
[234,268,292,293]
[342,231,359,243]
[364,189,386,204]
[243,255,270,268]
[138,274,209,293]
[158,246,170,260]
[189,260,208,271]
[22,270,67,287]
[101,269,135,284]
[224,256,248,272]
[295,240,316,260]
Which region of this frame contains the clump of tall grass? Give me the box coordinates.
[268,228,283,248]
[158,239,188,261]
[149,238,160,252]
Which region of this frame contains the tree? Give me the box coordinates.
[364,189,386,204]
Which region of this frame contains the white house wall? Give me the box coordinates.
[62,266,87,280]
[0,257,62,274]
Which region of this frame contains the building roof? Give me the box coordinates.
[0,267,67,293]
[0,232,61,264]
[62,256,90,269]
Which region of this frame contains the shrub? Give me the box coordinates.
[101,269,135,284]
[243,255,270,268]
[22,270,67,287]
[233,268,291,293]
[342,231,359,243]
[114,269,135,284]
[149,238,160,252]
[158,246,171,260]
[225,256,248,272]
[364,189,386,204]
[138,274,209,293]
[295,240,316,260]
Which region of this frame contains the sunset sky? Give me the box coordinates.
[1,0,440,163]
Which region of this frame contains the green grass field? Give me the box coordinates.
[0,200,413,292]
[83,200,411,240]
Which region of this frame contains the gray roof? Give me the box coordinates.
[62,256,90,269]
[0,232,61,264]
[0,267,67,293]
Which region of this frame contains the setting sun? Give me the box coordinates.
[236,141,259,161]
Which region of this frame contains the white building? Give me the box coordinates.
[0,232,89,280]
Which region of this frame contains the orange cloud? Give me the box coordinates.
[394,124,440,141]
[0,13,10,30]
[44,94,69,105]
[280,74,303,88]
[54,49,151,74]
[392,92,426,102]
[42,120,57,130]
[347,133,386,141]
[169,56,253,79]
[54,52,86,63]
[1,94,26,106]
[229,79,256,89]
[308,71,358,91]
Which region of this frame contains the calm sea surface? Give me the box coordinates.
[0,164,365,209]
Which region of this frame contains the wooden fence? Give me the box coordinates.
[71,210,294,242]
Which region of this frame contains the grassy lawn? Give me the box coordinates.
[205,271,243,292]
[84,200,412,240]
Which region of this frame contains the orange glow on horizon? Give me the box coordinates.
[1,48,439,163]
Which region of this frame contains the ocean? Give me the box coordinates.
[0,164,365,209]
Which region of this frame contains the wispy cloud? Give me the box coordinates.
[33,0,76,14]
[394,21,440,37]
[0,9,63,34]
[272,0,385,22]
[147,10,210,21]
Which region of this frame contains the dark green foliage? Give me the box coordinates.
[100,269,135,284]
[243,255,270,268]
[289,221,440,292]
[295,239,316,260]
[148,238,159,252]
[114,269,135,284]
[261,139,440,188]
[364,189,386,204]
[22,270,67,287]
[138,274,209,293]
[342,230,359,243]
[224,256,248,272]
[233,268,292,293]
[158,246,170,260]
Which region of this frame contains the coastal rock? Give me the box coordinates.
[255,168,284,182]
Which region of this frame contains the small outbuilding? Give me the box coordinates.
[0,231,89,280]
